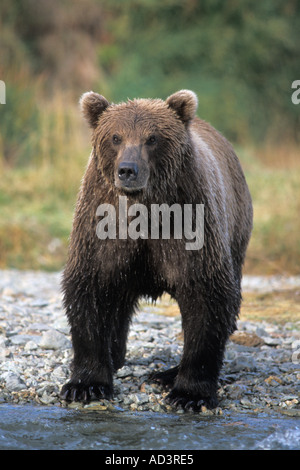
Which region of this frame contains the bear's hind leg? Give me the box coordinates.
[150,365,179,388]
[110,296,138,371]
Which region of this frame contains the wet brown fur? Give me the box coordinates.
[61,90,253,410]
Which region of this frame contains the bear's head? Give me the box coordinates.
[80,90,198,196]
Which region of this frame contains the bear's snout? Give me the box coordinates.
[118,161,139,182]
[115,146,149,192]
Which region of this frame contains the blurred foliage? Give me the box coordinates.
[0,0,299,273]
[99,0,300,143]
[0,0,299,162]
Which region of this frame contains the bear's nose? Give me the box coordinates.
[118,162,139,182]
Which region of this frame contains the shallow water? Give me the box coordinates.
[0,404,299,450]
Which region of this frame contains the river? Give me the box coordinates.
[0,404,299,450]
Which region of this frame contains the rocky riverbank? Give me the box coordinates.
[0,270,299,416]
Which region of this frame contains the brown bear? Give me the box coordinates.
[60,90,253,410]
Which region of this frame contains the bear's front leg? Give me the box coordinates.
[60,274,115,403]
[167,283,239,410]
[60,327,113,403]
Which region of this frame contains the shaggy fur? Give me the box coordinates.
[60,90,253,410]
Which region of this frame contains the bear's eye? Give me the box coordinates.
[146,135,157,145]
[112,135,121,145]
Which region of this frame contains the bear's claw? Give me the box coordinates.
[166,389,218,411]
[60,382,112,403]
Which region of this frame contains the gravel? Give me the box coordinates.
[0,269,299,416]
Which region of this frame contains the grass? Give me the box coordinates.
[141,289,300,327]
[242,144,300,275]
[0,93,90,270]
[0,166,74,270]
[240,289,300,326]
[0,95,299,274]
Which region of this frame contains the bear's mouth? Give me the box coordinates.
[114,174,149,193]
[116,183,145,194]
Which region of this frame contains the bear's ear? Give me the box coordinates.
[79,91,110,128]
[166,90,198,124]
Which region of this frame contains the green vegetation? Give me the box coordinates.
[100,0,300,143]
[0,0,299,273]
